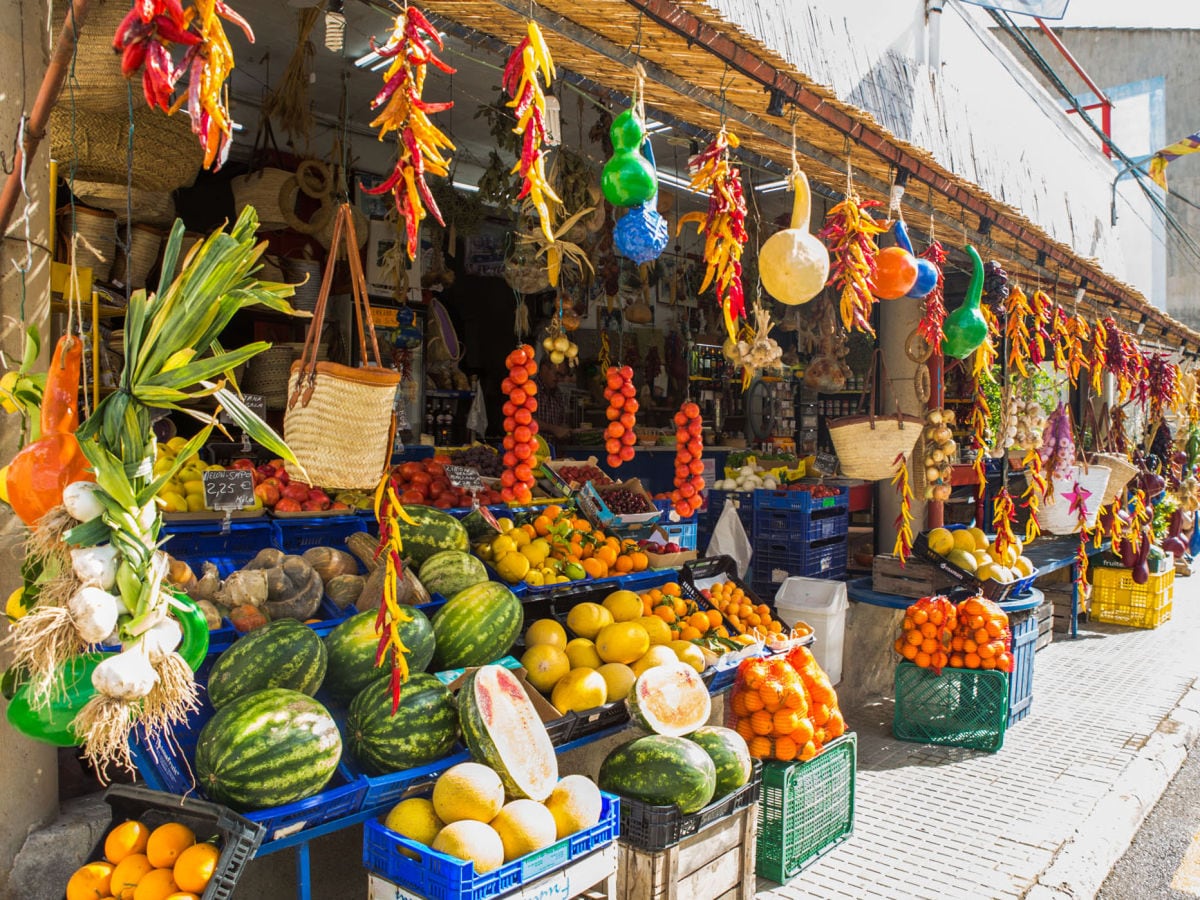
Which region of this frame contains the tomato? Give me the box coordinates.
[409,471,432,487]
[400,489,425,504]
[425,461,446,476]
[502,401,516,417]
[435,496,455,509]
[624,398,639,414]
[430,477,451,495]
[399,462,423,481]
[501,377,514,394]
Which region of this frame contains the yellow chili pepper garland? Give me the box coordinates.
[891,452,915,565]
[373,473,420,713]
[503,21,561,243]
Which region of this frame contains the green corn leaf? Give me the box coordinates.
[156,220,187,297]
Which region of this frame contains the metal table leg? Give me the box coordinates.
[295,840,311,900]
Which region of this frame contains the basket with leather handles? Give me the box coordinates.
[827,349,922,481]
[284,203,400,489]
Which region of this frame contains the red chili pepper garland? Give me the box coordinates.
[363,5,455,261]
[916,240,947,349]
[1004,285,1033,377]
[991,488,1018,562]
[1146,352,1180,419]
[1028,289,1052,367]
[501,345,539,504]
[819,195,885,335]
[112,0,198,112]
[671,401,705,518]
[1020,446,1045,543]
[503,22,560,243]
[1088,317,1109,394]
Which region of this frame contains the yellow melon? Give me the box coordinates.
[595,663,636,701]
[489,800,558,862]
[951,529,977,554]
[550,668,608,714]
[601,589,642,622]
[566,603,612,640]
[543,775,603,840]
[630,645,679,677]
[636,615,672,646]
[520,644,571,693]
[595,622,650,665]
[564,638,602,670]
[432,763,505,824]
[925,527,954,556]
[432,821,505,874]
[525,618,567,650]
[384,797,444,853]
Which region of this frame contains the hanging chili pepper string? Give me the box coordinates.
[503,21,560,242]
[1028,289,1052,367]
[112,0,197,113]
[1021,446,1045,543]
[991,488,1018,561]
[818,190,884,335]
[917,240,947,349]
[1067,314,1090,388]
[373,473,417,714]
[969,374,990,493]
[1089,317,1109,394]
[177,0,252,170]
[1004,284,1033,377]
[891,452,915,565]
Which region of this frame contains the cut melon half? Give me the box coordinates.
[459,664,559,801]
[628,662,712,737]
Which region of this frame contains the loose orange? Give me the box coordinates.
[630,552,648,572]
[145,823,195,869]
[172,842,220,893]
[614,555,634,573]
[104,821,150,864]
[66,861,114,900]
[132,867,178,900]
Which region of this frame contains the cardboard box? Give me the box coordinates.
[540,457,612,494]
[577,478,662,529]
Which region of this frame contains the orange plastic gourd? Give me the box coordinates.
[6,335,93,525]
[758,171,830,306]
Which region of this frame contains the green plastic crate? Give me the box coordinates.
[892,661,1009,752]
[756,733,856,883]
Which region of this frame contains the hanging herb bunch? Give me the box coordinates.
[113,0,255,169]
[475,92,524,207]
[363,5,456,261]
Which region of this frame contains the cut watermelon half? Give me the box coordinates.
[459,664,559,801]
[628,663,712,737]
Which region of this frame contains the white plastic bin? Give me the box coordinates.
[774,577,849,685]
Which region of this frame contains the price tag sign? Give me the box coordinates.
[812,451,839,477]
[445,465,483,492]
[219,394,266,425]
[202,470,255,510]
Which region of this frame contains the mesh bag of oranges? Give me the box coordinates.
[892,595,958,674]
[727,647,846,762]
[894,593,1013,674]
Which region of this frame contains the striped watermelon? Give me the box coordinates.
[598,734,717,814]
[459,665,558,801]
[322,607,435,704]
[194,688,341,811]
[394,506,469,566]
[687,726,752,799]
[432,582,522,670]
[628,663,711,737]
[418,550,488,599]
[346,672,459,775]
[207,619,327,710]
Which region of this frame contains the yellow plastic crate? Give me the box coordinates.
[1089,565,1174,628]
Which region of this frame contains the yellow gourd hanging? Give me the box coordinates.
[758,170,829,306]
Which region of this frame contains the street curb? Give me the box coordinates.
[1026,675,1200,900]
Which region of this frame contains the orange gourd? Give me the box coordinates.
[6,335,93,525]
[874,245,920,300]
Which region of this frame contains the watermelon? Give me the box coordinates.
[206,619,327,710]
[346,672,459,775]
[418,550,488,599]
[687,726,753,799]
[628,663,711,737]
[194,688,341,811]
[432,582,522,670]
[395,506,469,566]
[460,507,501,542]
[323,607,435,703]
[598,735,717,814]
[459,665,557,801]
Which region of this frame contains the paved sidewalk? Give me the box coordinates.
[758,578,1200,900]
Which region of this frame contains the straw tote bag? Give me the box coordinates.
[284,203,400,489]
[827,350,922,481]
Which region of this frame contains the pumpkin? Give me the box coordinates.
[758,171,829,305]
[625,302,654,325]
[874,221,919,300]
[302,546,359,584]
[895,220,938,299]
[942,245,989,359]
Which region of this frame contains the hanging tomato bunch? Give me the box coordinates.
[603,366,638,469]
[363,5,455,260]
[503,22,560,242]
[501,345,539,504]
[818,194,885,334]
[677,129,748,341]
[670,402,705,518]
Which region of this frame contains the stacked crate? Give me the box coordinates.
[750,488,849,599]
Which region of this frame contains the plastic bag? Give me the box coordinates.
[466,377,488,438]
[706,499,752,578]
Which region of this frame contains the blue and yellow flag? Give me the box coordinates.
[1149,132,1200,190]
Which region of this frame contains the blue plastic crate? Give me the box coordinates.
[753,537,848,582]
[271,515,369,566]
[160,519,275,577]
[704,489,755,521]
[658,521,699,551]
[1007,611,1038,725]
[753,486,849,514]
[363,793,620,900]
[754,508,848,543]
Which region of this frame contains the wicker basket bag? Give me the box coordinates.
[827,350,922,481]
[52,0,136,113]
[284,203,400,489]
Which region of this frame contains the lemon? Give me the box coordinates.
[510,529,531,549]
[636,615,672,646]
[525,618,567,650]
[967,527,989,551]
[564,638,602,669]
[185,494,207,513]
[951,529,977,554]
[601,589,642,623]
[566,602,612,640]
[630,645,678,677]
[182,480,205,497]
[159,491,188,514]
[595,663,636,701]
[0,467,7,504]
[555,574,571,584]
[521,644,571,693]
[6,586,27,619]
[925,527,954,556]
[550,668,607,714]
[668,640,707,673]
[0,371,19,413]
[522,538,550,567]
[166,436,189,453]
[595,622,651,665]
[152,458,175,477]
[496,517,515,533]
[524,571,545,586]
[491,535,517,558]
[495,552,530,583]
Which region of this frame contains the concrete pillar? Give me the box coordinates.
[0,0,59,893]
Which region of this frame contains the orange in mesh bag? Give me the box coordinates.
[893,595,958,673]
[949,594,1013,673]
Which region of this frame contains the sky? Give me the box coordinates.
[1053,0,1200,28]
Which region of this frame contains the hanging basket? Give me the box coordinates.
[1092,452,1138,508]
[281,258,323,313]
[231,168,294,231]
[1037,465,1111,535]
[504,248,551,295]
[50,105,202,193]
[51,0,136,113]
[70,180,176,227]
[60,205,117,283]
[826,348,921,481]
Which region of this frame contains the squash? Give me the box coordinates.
[758,170,829,306]
[326,574,365,610]
[243,552,324,621]
[302,546,359,584]
[942,245,989,359]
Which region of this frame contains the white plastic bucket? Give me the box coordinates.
[773,577,849,685]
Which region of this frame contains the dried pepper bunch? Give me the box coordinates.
[1067,314,1091,387]
[1004,284,1033,376]
[1088,317,1109,394]
[891,452,915,565]
[819,193,885,334]
[1028,290,1052,366]
[916,240,947,349]
[373,478,416,713]
[503,22,560,242]
[678,129,748,342]
[112,0,198,112]
[1050,307,1072,374]
[991,488,1018,562]
[1146,352,1181,419]
[1020,444,1045,543]
[364,5,456,260]
[1103,317,1144,402]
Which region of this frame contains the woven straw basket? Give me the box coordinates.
[71,180,176,227]
[281,259,323,312]
[231,168,293,231]
[111,224,163,289]
[1092,452,1138,508]
[61,205,117,282]
[52,0,135,113]
[828,413,922,481]
[50,105,202,193]
[1038,465,1111,535]
[244,346,296,410]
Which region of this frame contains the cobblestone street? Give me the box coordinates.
[758,580,1200,900]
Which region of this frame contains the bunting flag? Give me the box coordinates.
[957,0,1071,19]
[1148,132,1200,190]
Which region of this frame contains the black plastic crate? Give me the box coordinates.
[83,784,264,900]
[680,555,775,638]
[912,531,1034,602]
[618,759,762,852]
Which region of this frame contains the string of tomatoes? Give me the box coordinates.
[603,366,638,469]
[670,402,705,519]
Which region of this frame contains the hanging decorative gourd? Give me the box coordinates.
[896,220,938,298]
[874,221,920,300]
[602,109,657,208]
[758,169,829,305]
[614,139,669,264]
[941,245,989,359]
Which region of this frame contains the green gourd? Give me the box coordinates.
[941,245,989,359]
[601,109,657,208]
